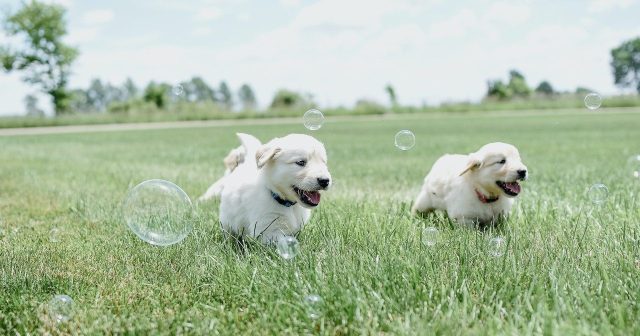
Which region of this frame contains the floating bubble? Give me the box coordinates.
[172,85,184,96]
[488,237,506,257]
[49,228,60,243]
[276,236,299,260]
[48,294,74,323]
[421,227,438,247]
[394,130,415,150]
[628,155,640,179]
[122,179,194,246]
[588,183,608,205]
[303,109,324,130]
[304,294,323,319]
[584,93,602,110]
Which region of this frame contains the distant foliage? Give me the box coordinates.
[535,81,555,96]
[0,1,79,115]
[385,84,398,107]
[610,37,640,93]
[24,94,44,117]
[238,84,257,110]
[270,89,313,109]
[217,81,233,110]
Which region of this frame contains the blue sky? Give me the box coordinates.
[1,0,639,115]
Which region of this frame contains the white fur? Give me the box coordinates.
[411,142,528,227]
[205,133,331,243]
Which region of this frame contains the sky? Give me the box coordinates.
[0,0,639,116]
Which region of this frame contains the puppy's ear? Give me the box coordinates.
[459,153,483,176]
[256,144,281,169]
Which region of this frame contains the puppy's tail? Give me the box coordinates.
[236,133,261,167]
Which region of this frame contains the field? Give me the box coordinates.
[1,109,639,335]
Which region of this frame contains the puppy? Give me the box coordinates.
[208,133,331,243]
[411,142,527,227]
[198,145,246,201]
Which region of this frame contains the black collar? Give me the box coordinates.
[270,190,296,207]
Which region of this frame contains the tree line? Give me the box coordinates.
[2,1,640,116]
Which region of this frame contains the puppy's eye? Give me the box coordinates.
[498,159,507,164]
[295,160,307,167]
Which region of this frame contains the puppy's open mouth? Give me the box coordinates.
[293,186,321,207]
[496,181,521,196]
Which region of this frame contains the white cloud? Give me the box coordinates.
[428,9,478,39]
[279,0,301,7]
[484,1,531,25]
[195,7,222,21]
[81,9,115,25]
[66,27,98,44]
[588,0,636,12]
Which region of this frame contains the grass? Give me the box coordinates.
[1,109,639,335]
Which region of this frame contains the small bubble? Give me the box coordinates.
[304,294,323,319]
[587,183,608,205]
[303,109,324,130]
[277,236,299,260]
[172,85,184,96]
[48,294,74,323]
[49,228,61,243]
[488,237,506,257]
[584,93,602,110]
[421,227,438,247]
[394,130,415,150]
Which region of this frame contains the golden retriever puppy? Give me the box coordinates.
[411,142,528,227]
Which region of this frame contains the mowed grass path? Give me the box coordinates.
[1,110,639,335]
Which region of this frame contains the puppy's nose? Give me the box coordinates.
[517,170,527,179]
[317,178,330,188]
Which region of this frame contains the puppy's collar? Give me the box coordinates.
[270,190,296,207]
[475,189,499,204]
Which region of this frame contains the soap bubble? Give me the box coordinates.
[49,228,61,243]
[394,130,415,150]
[276,236,299,260]
[488,237,506,257]
[303,109,324,130]
[584,93,602,110]
[588,183,608,205]
[628,155,640,179]
[122,179,194,246]
[421,227,438,247]
[172,84,184,96]
[304,294,323,319]
[48,295,74,323]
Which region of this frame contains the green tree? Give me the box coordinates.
[486,79,512,100]
[218,81,233,109]
[238,83,257,110]
[535,81,555,96]
[190,77,216,102]
[122,78,138,100]
[385,83,398,107]
[507,70,531,97]
[0,1,79,115]
[270,89,312,109]
[143,82,171,109]
[610,37,640,93]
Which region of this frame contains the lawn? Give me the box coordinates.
[1,109,639,335]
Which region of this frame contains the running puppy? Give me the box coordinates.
[411,142,527,227]
[204,133,331,243]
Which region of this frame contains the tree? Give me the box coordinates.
[190,77,216,102]
[535,81,555,96]
[143,81,171,109]
[122,78,138,101]
[486,79,512,100]
[270,89,312,109]
[610,37,640,93]
[0,1,79,115]
[24,94,44,116]
[507,70,531,97]
[238,84,257,110]
[218,81,233,109]
[385,83,398,107]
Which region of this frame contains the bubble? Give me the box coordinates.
[588,183,608,205]
[628,155,640,179]
[172,84,184,96]
[49,228,61,243]
[122,179,194,246]
[303,109,324,130]
[394,130,415,150]
[276,236,299,260]
[48,294,74,323]
[584,93,602,110]
[488,237,506,257]
[421,227,438,247]
[304,294,323,319]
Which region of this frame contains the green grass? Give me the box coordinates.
[1,109,639,335]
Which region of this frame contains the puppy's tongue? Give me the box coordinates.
[303,190,321,205]
[503,182,521,194]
